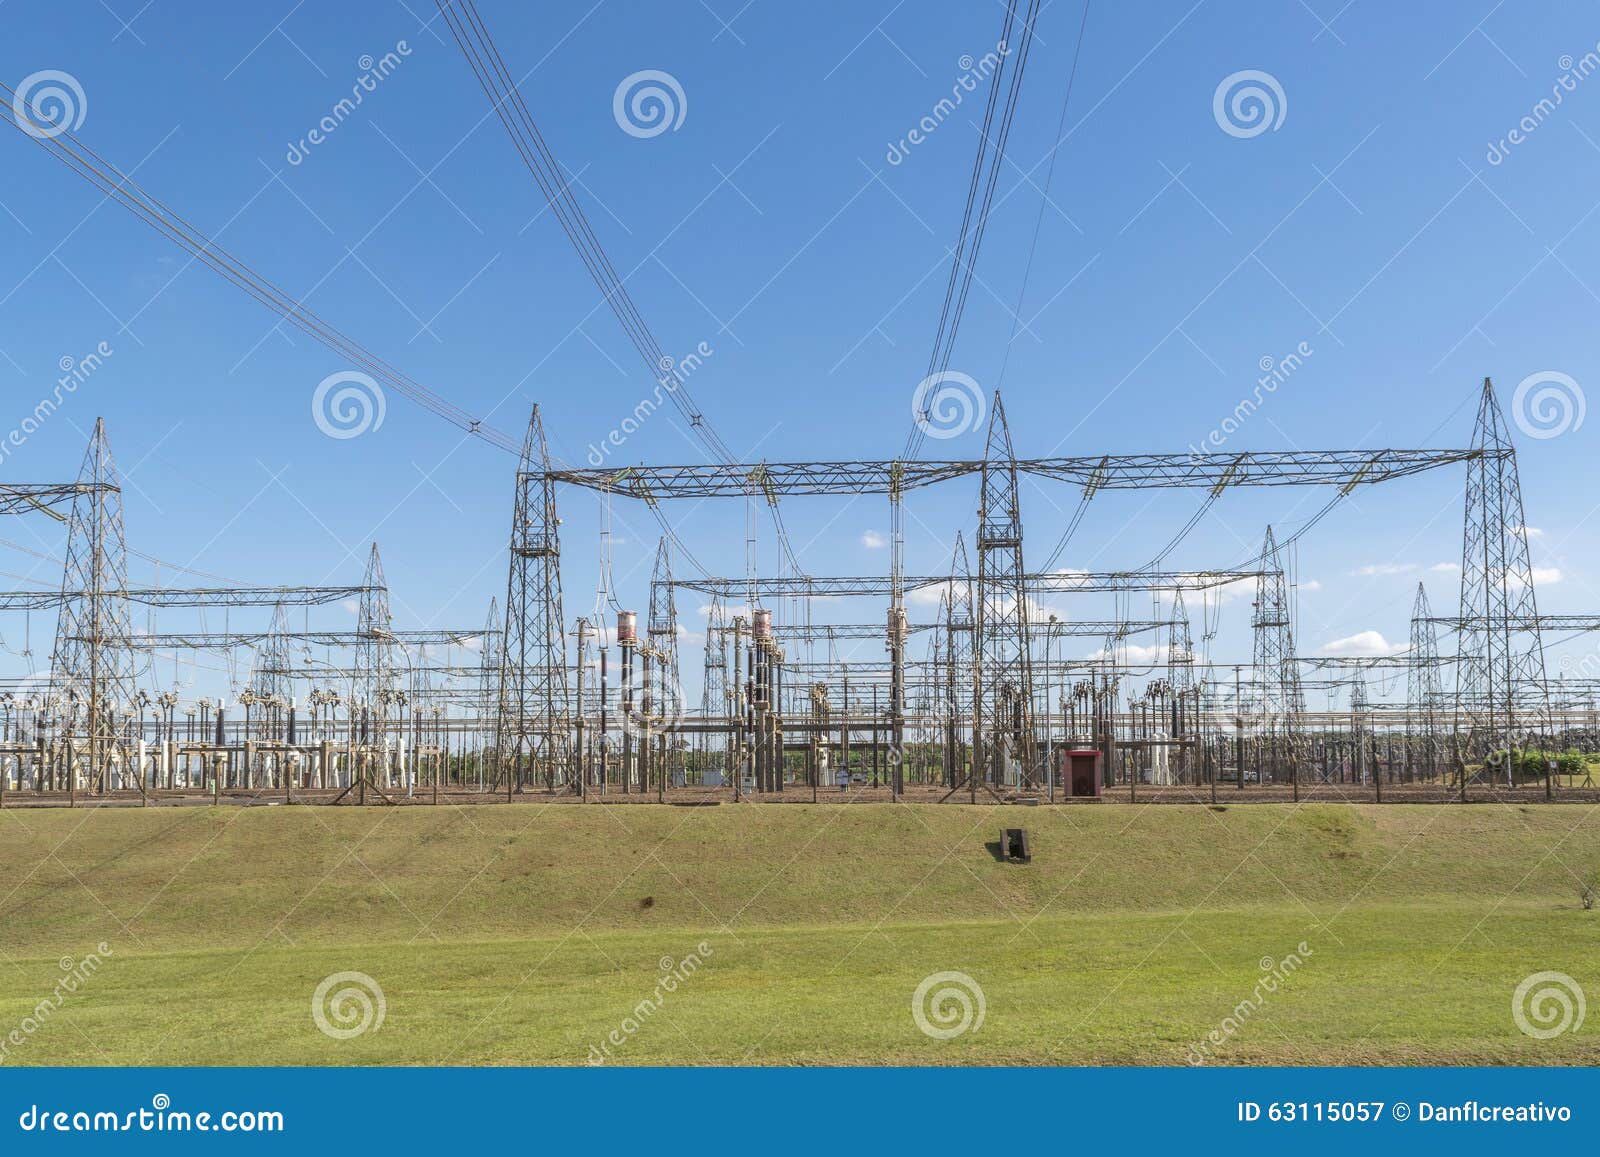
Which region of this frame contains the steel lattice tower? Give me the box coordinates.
[50,417,137,792]
[354,543,395,742]
[647,537,681,695]
[252,601,295,703]
[477,596,500,769]
[1166,590,1195,695]
[975,394,1035,781]
[1454,378,1550,764]
[1407,582,1445,778]
[496,405,570,791]
[945,531,975,787]
[700,597,728,771]
[1250,526,1304,780]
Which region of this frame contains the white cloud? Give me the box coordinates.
[1533,566,1563,585]
[1351,563,1417,577]
[1083,642,1173,665]
[1319,630,1404,657]
[1298,579,1323,592]
[861,530,887,549]
[908,580,966,607]
[1516,526,1545,539]
[697,602,752,620]
[1430,562,1460,573]
[1214,577,1257,603]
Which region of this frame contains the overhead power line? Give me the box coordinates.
[0,79,523,455]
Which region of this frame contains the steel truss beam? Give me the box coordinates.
[671,570,1264,599]
[0,482,116,521]
[548,449,1483,499]
[0,586,369,611]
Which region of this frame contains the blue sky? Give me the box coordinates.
[3,0,1599,706]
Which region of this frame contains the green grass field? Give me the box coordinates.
[0,801,1595,1065]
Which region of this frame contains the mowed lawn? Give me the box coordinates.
[0,801,1596,1065]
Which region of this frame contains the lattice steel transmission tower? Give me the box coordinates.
[1250,526,1304,780]
[1167,590,1195,693]
[354,543,395,742]
[647,537,681,697]
[1453,378,1550,765]
[700,597,728,772]
[477,596,500,771]
[1407,582,1445,778]
[975,394,1035,782]
[50,417,137,792]
[496,405,570,791]
[944,531,975,788]
[250,601,295,708]
[1167,590,1196,778]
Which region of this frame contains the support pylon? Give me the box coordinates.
[1453,378,1551,775]
[495,405,570,792]
[50,417,137,797]
[647,537,681,693]
[700,597,728,777]
[1407,582,1444,780]
[944,531,975,790]
[355,543,395,743]
[477,596,500,784]
[253,601,293,703]
[975,394,1034,788]
[1250,526,1304,782]
[1167,590,1196,779]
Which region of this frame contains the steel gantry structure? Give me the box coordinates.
[489,379,1551,801]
